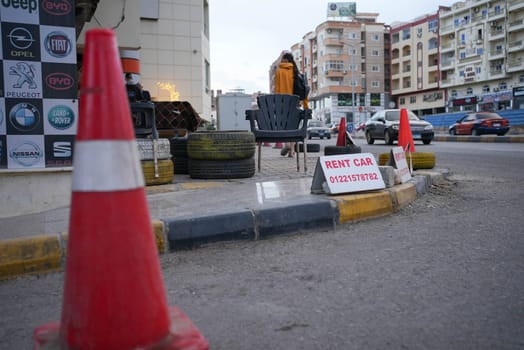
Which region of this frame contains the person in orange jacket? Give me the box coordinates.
[274,52,308,157]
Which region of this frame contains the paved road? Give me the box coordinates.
[1,140,523,349]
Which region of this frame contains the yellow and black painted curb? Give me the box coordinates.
[0,171,445,281]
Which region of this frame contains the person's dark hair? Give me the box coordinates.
[282,52,300,76]
[125,73,132,80]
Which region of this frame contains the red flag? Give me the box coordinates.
[398,108,416,153]
[336,118,347,146]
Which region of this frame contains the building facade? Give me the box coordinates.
[271,14,390,127]
[438,0,524,112]
[78,0,211,120]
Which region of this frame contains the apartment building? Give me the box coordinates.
[390,13,447,115]
[79,0,211,119]
[439,0,524,112]
[271,14,390,126]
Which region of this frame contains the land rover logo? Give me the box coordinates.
[42,0,72,15]
[9,102,40,131]
[7,27,35,50]
[48,105,74,130]
[9,141,43,167]
[45,31,71,58]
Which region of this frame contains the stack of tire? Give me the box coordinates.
[187,131,256,179]
[136,138,174,185]
[170,136,189,174]
[323,143,361,156]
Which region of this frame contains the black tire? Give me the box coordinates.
[173,155,189,174]
[170,137,188,158]
[189,158,255,179]
[384,130,394,145]
[472,128,480,136]
[422,138,432,145]
[378,151,436,169]
[136,138,171,160]
[141,159,174,185]
[365,131,375,145]
[449,128,456,135]
[187,131,255,160]
[294,143,321,153]
[324,144,362,156]
[327,135,331,139]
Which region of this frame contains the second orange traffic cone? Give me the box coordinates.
[33,28,208,350]
[398,108,416,153]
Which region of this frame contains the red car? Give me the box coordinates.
[448,112,510,136]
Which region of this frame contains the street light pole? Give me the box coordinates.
[350,45,355,131]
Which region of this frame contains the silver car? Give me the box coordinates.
[307,120,331,139]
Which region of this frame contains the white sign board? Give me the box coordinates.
[389,147,412,183]
[311,153,385,194]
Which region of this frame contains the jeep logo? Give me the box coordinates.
[1,0,38,14]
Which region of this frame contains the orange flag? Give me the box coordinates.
[398,108,416,153]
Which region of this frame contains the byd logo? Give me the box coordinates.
[42,0,72,15]
[45,73,74,90]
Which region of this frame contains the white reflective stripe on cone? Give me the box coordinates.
[72,140,145,191]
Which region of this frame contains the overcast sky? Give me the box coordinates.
[209,0,455,94]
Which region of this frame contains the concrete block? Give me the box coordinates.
[333,191,393,223]
[378,166,396,188]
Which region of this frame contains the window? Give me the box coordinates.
[325,60,344,71]
[205,59,210,92]
[451,90,458,97]
[349,32,357,40]
[371,49,380,56]
[410,96,416,103]
[483,85,490,93]
[371,65,380,72]
[460,51,466,59]
[399,97,405,105]
[428,19,438,32]
[520,74,524,83]
[476,67,481,74]
[499,82,507,90]
[402,29,410,40]
[372,81,380,87]
[372,34,380,41]
[466,87,473,95]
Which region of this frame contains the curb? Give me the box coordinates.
[433,135,524,143]
[0,170,447,281]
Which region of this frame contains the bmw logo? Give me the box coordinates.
[9,103,41,131]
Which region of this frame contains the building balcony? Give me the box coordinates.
[440,43,454,52]
[507,58,524,72]
[509,0,524,11]
[489,69,506,78]
[324,70,347,78]
[324,38,343,46]
[441,59,455,69]
[440,24,454,35]
[508,40,524,53]
[488,49,505,60]
[508,18,524,32]
[488,9,506,21]
[489,28,505,40]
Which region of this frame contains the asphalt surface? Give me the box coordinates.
[0,133,522,280]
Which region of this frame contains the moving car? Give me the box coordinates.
[448,111,510,136]
[307,120,331,139]
[364,109,434,145]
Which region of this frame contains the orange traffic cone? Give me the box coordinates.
[33,29,208,350]
[398,108,416,153]
[336,117,347,146]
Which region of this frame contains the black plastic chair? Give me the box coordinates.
[245,94,311,172]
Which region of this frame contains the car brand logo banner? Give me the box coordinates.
[1,0,77,169]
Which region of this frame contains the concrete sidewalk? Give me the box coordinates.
[0,144,450,280]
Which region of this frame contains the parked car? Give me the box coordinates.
[364,109,434,145]
[307,120,331,139]
[448,111,510,136]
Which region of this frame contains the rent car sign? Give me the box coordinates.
[318,153,385,194]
